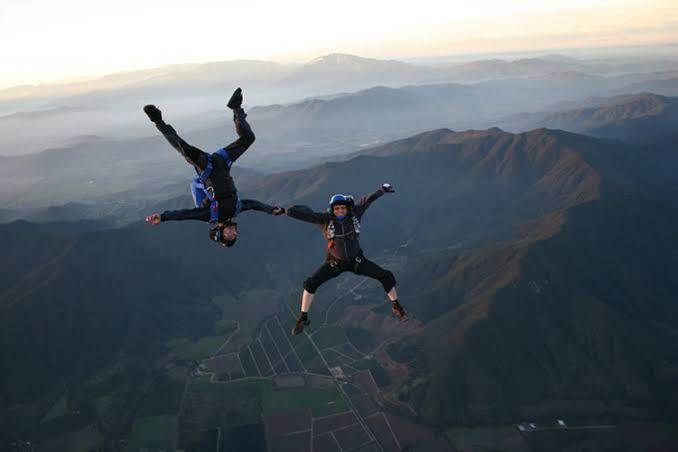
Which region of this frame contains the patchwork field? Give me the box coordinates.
[127,415,178,450]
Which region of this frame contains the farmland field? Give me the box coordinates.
[127,415,178,450]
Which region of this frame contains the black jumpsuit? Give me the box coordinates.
[154,108,254,222]
[286,188,396,294]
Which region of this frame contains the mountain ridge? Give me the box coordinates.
[2,124,677,442]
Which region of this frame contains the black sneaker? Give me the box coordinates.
[227,87,243,110]
[291,316,310,336]
[391,300,407,321]
[143,104,162,123]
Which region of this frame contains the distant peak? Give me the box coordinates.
[307,53,366,65]
[620,92,669,102]
[417,128,455,138]
[452,127,507,138]
[524,127,583,141]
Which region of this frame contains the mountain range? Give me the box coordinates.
[3,50,678,448]
[3,78,677,231]
[502,93,678,143]
[2,118,677,447]
[4,52,678,157]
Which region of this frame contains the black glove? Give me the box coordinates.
[143,104,162,123]
[382,183,395,193]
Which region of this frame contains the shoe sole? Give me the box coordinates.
[392,311,408,321]
[291,320,310,336]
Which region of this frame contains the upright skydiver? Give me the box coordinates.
[285,184,407,335]
[143,88,284,246]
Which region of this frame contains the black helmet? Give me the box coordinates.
[208,222,238,247]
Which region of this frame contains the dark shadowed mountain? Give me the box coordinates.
[498,93,678,206]
[251,127,678,427]
[251,128,606,250]
[502,93,678,143]
[0,213,318,441]
[2,124,677,446]
[393,194,678,425]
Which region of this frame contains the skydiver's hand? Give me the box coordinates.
[145,213,162,225]
[272,207,286,216]
[143,105,162,123]
[382,183,395,193]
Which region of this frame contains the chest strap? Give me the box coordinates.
[327,216,361,240]
[196,148,235,223]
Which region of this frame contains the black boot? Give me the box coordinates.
[143,104,162,123]
[291,312,310,336]
[391,300,407,321]
[227,87,243,110]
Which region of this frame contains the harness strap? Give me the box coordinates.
[215,148,234,168]
[197,155,214,182]
[209,199,219,223]
[327,254,363,272]
[197,147,233,182]
[327,219,336,239]
[195,149,236,223]
[353,254,363,272]
[326,216,361,239]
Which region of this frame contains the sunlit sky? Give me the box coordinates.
[1,0,677,89]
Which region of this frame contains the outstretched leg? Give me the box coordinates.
[144,105,209,171]
[292,262,341,336]
[352,257,407,320]
[219,88,256,165]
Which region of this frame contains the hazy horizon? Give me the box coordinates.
[2,0,678,90]
[1,42,677,92]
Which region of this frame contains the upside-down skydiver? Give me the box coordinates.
[143,88,284,246]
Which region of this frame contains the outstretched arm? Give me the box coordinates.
[286,206,329,225]
[353,184,395,219]
[145,207,211,224]
[239,199,285,216]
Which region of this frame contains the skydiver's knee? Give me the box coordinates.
[380,271,396,292]
[243,130,255,146]
[303,277,319,294]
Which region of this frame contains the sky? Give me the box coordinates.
[1,0,678,89]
